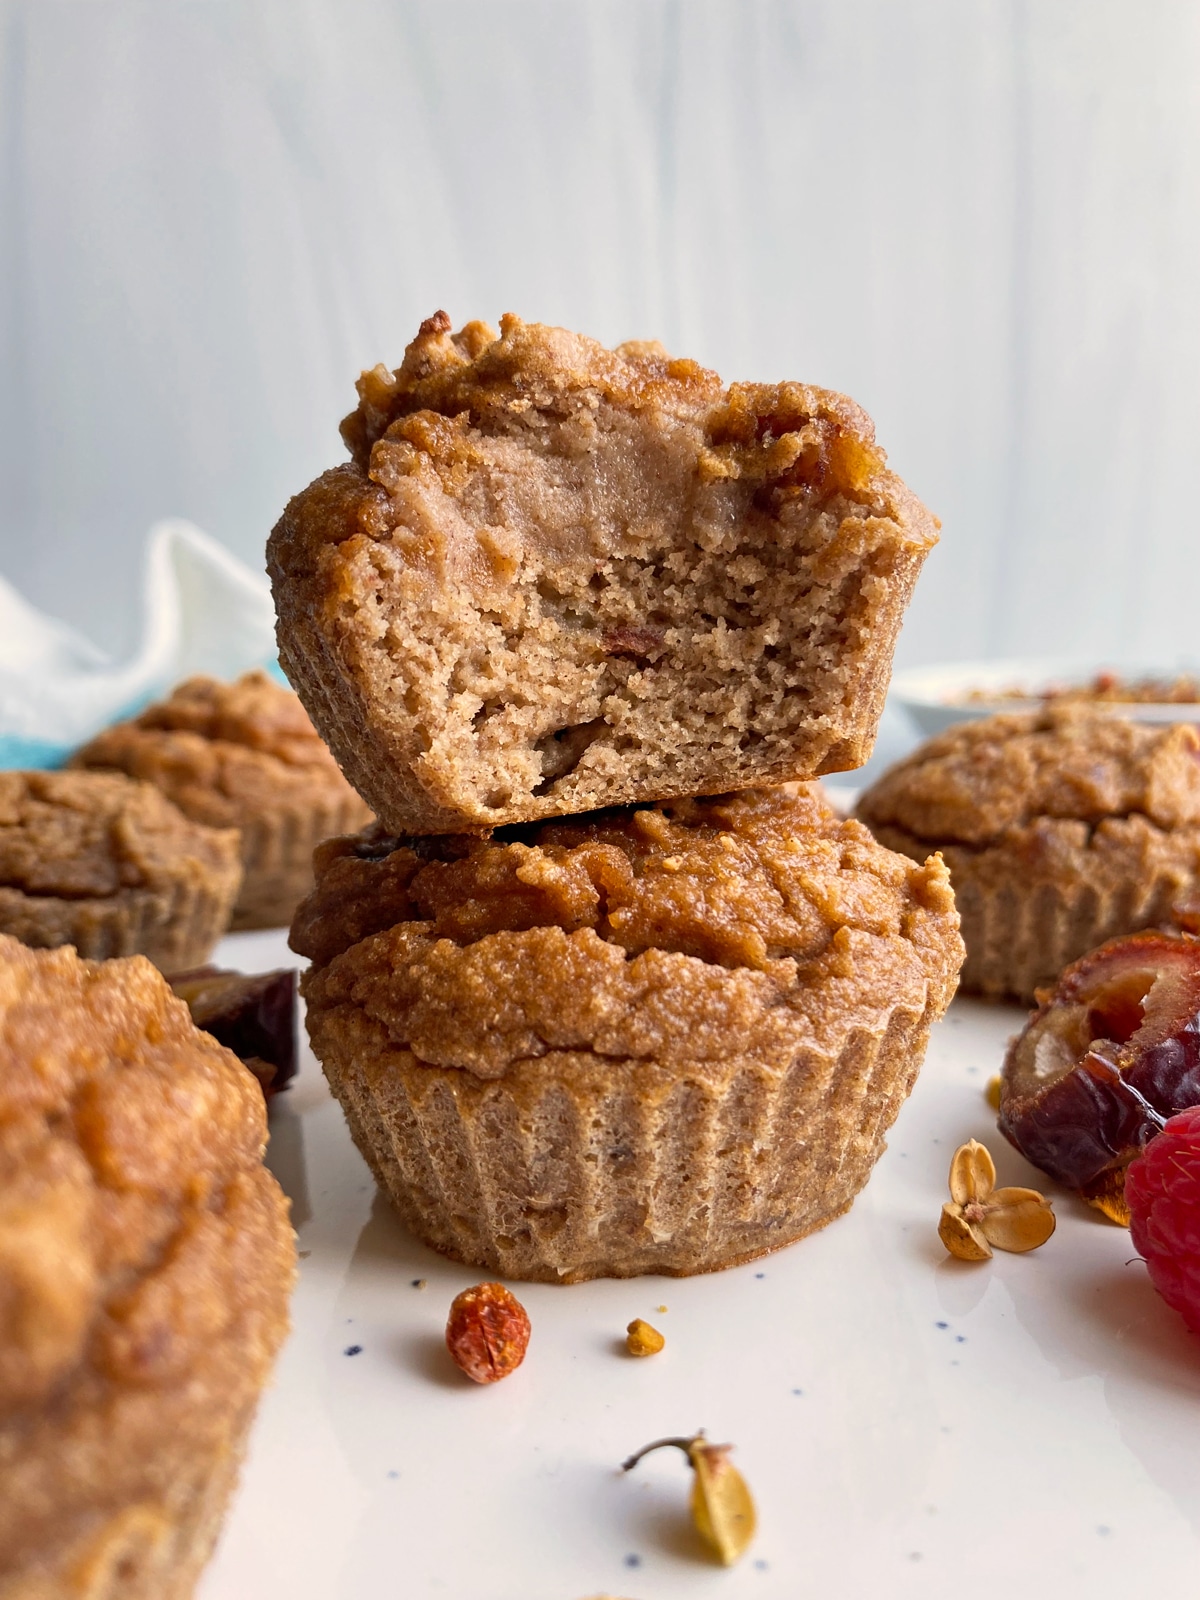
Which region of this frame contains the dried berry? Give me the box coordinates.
[938,1139,1055,1261]
[626,1319,664,1356]
[444,1282,530,1384]
[622,1432,756,1565]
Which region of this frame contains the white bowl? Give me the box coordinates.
[890,656,1200,738]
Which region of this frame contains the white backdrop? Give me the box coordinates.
[2,0,1199,668]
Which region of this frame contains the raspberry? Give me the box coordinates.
[1126,1105,1200,1336]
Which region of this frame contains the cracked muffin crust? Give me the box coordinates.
[294,786,963,1281]
[73,671,372,931]
[0,770,241,972]
[856,707,1200,1002]
[0,935,294,1599]
[267,312,939,834]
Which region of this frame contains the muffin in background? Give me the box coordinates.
[856,706,1200,1003]
[0,770,241,972]
[72,670,373,931]
[293,786,963,1283]
[0,934,295,1599]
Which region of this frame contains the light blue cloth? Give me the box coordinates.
[0,522,280,769]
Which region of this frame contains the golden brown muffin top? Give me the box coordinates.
[341,311,898,509]
[0,934,278,1417]
[296,787,963,1078]
[857,707,1200,847]
[0,769,240,899]
[72,670,361,830]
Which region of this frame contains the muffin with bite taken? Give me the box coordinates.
[292,784,963,1282]
[267,312,939,835]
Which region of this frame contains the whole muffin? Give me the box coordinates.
[73,670,373,930]
[0,934,295,1598]
[293,787,963,1282]
[268,312,939,835]
[856,707,1200,1003]
[0,770,241,972]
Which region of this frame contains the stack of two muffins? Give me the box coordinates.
[272,313,965,1282]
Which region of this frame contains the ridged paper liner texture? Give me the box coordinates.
[309,995,941,1283]
[951,866,1190,1004]
[864,821,1197,1004]
[0,866,240,974]
[231,791,372,931]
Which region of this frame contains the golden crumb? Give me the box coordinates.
[626,1319,665,1357]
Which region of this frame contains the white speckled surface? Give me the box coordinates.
[199,928,1200,1600]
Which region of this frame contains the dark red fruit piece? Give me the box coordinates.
[169,966,298,1098]
[999,931,1200,1192]
[1126,1104,1200,1334]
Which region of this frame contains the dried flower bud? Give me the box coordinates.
[445,1282,530,1384]
[621,1431,756,1565]
[626,1318,665,1356]
[938,1139,1056,1261]
[1080,1166,1132,1226]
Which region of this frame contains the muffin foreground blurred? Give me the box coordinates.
[292,787,963,1282]
[268,312,939,835]
[0,935,294,1599]
[0,770,241,972]
[73,671,372,930]
[856,707,1200,1003]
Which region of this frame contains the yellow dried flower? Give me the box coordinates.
[1081,1167,1132,1227]
[626,1318,665,1356]
[938,1139,1056,1261]
[621,1432,756,1566]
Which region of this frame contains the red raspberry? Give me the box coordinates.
[1126,1106,1200,1336]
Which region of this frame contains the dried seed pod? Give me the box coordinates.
[938,1139,1056,1261]
[625,1318,665,1356]
[445,1282,530,1383]
[622,1432,756,1565]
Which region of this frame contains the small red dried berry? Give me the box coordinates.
[1127,1105,1200,1336]
[445,1282,530,1384]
